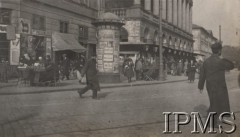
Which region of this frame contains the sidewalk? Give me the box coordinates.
[0,75,191,95]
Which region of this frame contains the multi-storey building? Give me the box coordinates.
[0,0,99,65]
[1,0,195,80]
[104,0,194,77]
[192,24,218,60]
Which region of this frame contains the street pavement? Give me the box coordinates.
[0,75,188,95]
[0,70,239,137]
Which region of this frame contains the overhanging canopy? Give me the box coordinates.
[52,32,86,53]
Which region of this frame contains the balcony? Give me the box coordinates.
[108,8,127,19]
[107,7,193,42]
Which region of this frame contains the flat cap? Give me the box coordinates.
[211,42,222,50]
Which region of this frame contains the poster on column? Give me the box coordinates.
[104,62,113,71]
[10,34,20,65]
[103,54,114,62]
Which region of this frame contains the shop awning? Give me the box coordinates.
[52,32,86,53]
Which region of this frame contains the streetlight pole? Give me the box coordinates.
[219,25,221,41]
[158,0,165,81]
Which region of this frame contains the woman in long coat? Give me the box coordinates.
[187,61,197,83]
[123,57,134,83]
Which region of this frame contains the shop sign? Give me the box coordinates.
[0,25,7,33]
[10,34,20,65]
[32,29,46,36]
[19,18,31,34]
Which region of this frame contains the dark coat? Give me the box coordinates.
[198,54,234,114]
[123,58,134,78]
[62,58,70,73]
[188,64,196,81]
[81,58,100,91]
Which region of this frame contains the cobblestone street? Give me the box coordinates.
[0,70,239,137]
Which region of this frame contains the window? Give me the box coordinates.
[60,21,68,33]
[0,34,9,61]
[78,25,88,38]
[141,0,145,9]
[32,14,45,30]
[0,8,11,25]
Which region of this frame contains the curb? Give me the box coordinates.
[0,79,188,95]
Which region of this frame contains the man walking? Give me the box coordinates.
[77,56,100,99]
[61,54,70,80]
[198,42,234,124]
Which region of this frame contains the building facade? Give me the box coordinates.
[1,0,195,80]
[192,24,218,60]
[0,0,99,66]
[105,0,194,78]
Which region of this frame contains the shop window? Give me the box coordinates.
[143,28,149,43]
[32,14,45,30]
[0,34,9,61]
[151,0,154,13]
[0,8,11,25]
[141,0,145,9]
[120,27,128,42]
[20,35,45,59]
[60,21,68,33]
[153,31,158,44]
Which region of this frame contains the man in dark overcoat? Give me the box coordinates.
[198,42,234,123]
[77,56,100,99]
[61,54,70,80]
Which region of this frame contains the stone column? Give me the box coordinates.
[153,0,159,15]
[162,0,167,20]
[182,0,186,30]
[189,5,193,33]
[144,0,151,11]
[178,0,182,28]
[173,0,178,26]
[186,2,189,32]
[167,0,173,23]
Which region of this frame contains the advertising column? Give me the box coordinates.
[97,29,119,73]
[96,27,121,82]
[93,12,124,83]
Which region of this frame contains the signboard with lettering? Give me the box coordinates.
[10,34,20,65]
[19,18,31,34]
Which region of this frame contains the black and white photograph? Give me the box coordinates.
[0,0,240,137]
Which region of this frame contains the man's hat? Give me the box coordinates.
[211,42,222,50]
